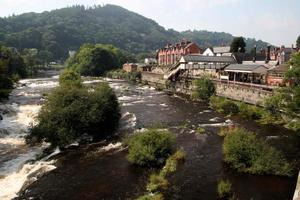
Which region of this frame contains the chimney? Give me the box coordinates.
[265,45,271,63]
[253,45,257,62]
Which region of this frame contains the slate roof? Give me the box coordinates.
[213,46,231,54]
[233,53,266,64]
[183,55,236,63]
[225,64,268,74]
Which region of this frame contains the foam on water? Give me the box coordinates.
[0,159,56,200]
[120,112,137,130]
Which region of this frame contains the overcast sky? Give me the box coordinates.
[0,0,299,46]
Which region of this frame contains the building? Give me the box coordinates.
[157,40,202,66]
[123,63,138,72]
[166,54,236,80]
[222,64,268,84]
[213,46,231,56]
[266,65,289,86]
[202,48,214,56]
[144,58,157,65]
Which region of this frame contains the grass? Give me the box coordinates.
[217,180,232,199]
[195,127,206,135]
[135,149,186,199]
[136,193,164,200]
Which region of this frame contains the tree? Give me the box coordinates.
[38,50,53,66]
[230,37,246,53]
[59,69,82,88]
[68,44,122,76]
[297,35,300,48]
[26,71,121,147]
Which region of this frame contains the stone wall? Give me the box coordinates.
[142,72,273,105]
[141,72,166,86]
[214,81,272,105]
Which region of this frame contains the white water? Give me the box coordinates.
[0,76,60,200]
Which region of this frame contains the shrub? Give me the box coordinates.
[59,69,82,87]
[27,79,120,147]
[223,128,293,176]
[160,150,185,177]
[217,180,232,199]
[236,102,263,120]
[192,77,215,100]
[125,129,175,167]
[196,127,205,135]
[136,193,164,200]
[146,174,169,193]
[220,101,239,115]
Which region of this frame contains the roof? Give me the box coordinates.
[182,54,236,63]
[268,65,289,73]
[213,46,231,54]
[233,53,266,64]
[225,64,268,74]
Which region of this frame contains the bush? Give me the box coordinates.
[146,174,169,193]
[196,127,205,135]
[236,102,263,120]
[136,193,164,200]
[125,129,175,167]
[217,180,232,199]
[192,77,215,100]
[221,101,239,115]
[27,75,120,147]
[210,96,239,115]
[160,150,185,177]
[59,69,82,87]
[223,128,293,176]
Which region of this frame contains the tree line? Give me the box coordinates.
[0,5,270,61]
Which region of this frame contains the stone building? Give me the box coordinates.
[157,41,202,66]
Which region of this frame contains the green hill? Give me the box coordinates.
[0,4,270,60]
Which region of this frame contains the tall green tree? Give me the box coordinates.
[230,37,246,53]
[68,43,125,76]
[297,35,300,49]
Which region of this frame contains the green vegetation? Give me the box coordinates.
[146,174,169,193]
[26,70,120,147]
[160,150,186,177]
[0,44,27,99]
[0,5,269,60]
[125,129,175,167]
[192,77,215,100]
[222,128,293,176]
[230,37,246,53]
[136,193,164,200]
[297,35,300,48]
[106,69,141,82]
[67,44,133,76]
[196,127,206,135]
[262,53,300,132]
[209,96,239,115]
[217,180,232,199]
[136,149,185,200]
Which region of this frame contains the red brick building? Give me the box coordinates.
[157,41,202,66]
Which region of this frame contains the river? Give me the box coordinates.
[0,72,298,200]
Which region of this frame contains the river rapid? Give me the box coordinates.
[0,72,299,200]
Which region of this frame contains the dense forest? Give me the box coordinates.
[0,4,270,61]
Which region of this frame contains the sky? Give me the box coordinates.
[0,0,299,46]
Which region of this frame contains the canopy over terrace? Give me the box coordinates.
[223,64,268,84]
